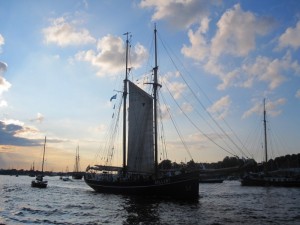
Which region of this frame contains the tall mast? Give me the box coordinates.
[263,99,268,174]
[153,25,161,177]
[123,32,130,174]
[41,136,46,174]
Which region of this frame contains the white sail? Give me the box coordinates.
[127,81,154,173]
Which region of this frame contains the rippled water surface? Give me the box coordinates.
[1,175,299,224]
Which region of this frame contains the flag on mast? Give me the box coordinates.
[110,94,117,101]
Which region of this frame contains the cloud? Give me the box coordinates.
[181,4,277,91]
[139,0,216,29]
[0,100,7,107]
[161,71,187,99]
[181,17,210,61]
[167,81,186,100]
[211,4,274,58]
[181,102,193,113]
[207,95,231,120]
[30,113,44,123]
[242,52,300,90]
[242,98,286,119]
[0,34,4,45]
[0,61,11,105]
[278,21,300,50]
[159,104,171,120]
[43,17,96,47]
[203,51,300,91]
[0,120,41,146]
[75,34,148,77]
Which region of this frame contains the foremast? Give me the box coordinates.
[122,32,130,175]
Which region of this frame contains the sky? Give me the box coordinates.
[0,0,300,172]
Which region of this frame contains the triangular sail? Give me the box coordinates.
[127,81,154,173]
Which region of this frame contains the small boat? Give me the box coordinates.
[72,146,83,180]
[84,27,199,200]
[62,166,71,181]
[31,136,48,188]
[62,177,71,181]
[241,99,300,187]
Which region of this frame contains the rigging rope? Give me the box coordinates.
[162,78,237,157]
[159,90,194,160]
[157,32,252,159]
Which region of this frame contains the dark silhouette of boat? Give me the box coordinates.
[72,146,83,180]
[241,99,300,187]
[28,162,36,177]
[31,136,48,188]
[84,27,199,200]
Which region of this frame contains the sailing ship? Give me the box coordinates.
[241,99,300,187]
[31,136,48,188]
[28,162,35,177]
[72,146,83,179]
[84,27,199,200]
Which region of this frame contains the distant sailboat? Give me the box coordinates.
[28,162,35,177]
[72,145,83,180]
[31,136,48,188]
[84,27,199,200]
[241,99,300,187]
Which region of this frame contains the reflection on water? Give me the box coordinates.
[0,175,300,225]
[122,196,160,224]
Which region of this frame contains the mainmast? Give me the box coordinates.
[263,99,268,174]
[41,136,46,174]
[153,25,161,177]
[123,32,130,174]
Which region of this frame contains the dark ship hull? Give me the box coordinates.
[241,174,300,187]
[72,173,83,180]
[31,180,48,188]
[199,178,224,183]
[84,171,199,200]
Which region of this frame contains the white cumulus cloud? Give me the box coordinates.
[242,52,300,90]
[181,17,210,61]
[207,95,231,120]
[211,4,274,58]
[278,21,300,50]
[75,34,148,77]
[0,62,11,98]
[139,0,216,29]
[43,17,96,47]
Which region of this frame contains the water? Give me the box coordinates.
[1,175,299,225]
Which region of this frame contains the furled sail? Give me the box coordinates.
[127,81,154,173]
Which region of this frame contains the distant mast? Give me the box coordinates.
[263,99,268,174]
[41,136,46,174]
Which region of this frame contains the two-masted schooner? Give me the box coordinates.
[72,146,83,180]
[240,99,300,187]
[84,27,200,199]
